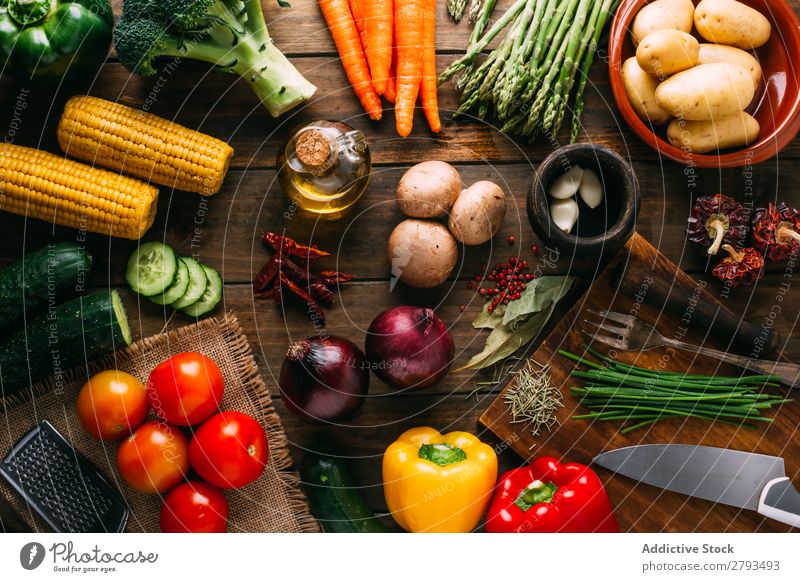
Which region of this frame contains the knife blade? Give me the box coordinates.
[594,444,800,528]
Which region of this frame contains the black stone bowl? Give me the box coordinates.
[527,144,639,257]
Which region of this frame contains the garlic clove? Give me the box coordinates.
[578,169,604,209]
[548,165,584,199]
[550,198,580,233]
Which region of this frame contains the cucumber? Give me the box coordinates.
[126,242,177,297]
[0,291,132,397]
[181,264,223,317]
[150,258,190,306]
[0,243,92,336]
[171,257,207,309]
[300,452,390,533]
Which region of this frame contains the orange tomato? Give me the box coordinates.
[117,421,189,494]
[77,370,149,440]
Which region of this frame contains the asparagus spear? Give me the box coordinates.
[448,0,467,21]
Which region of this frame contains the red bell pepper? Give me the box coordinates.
[486,457,619,533]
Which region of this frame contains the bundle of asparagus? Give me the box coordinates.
[439,0,620,142]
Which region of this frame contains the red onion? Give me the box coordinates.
[365,306,454,390]
[279,336,370,423]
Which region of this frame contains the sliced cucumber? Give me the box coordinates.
[182,264,223,317]
[150,258,190,305]
[171,257,207,309]
[126,242,177,297]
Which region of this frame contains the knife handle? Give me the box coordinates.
[758,477,800,528]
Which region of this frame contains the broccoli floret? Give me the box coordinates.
[115,0,316,117]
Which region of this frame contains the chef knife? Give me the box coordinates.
[593,444,800,528]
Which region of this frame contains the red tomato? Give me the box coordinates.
[159,481,229,533]
[147,352,224,426]
[117,421,189,494]
[77,370,149,440]
[189,411,268,489]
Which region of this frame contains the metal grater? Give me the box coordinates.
[0,421,128,533]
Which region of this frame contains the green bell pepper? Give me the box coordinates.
[0,0,113,86]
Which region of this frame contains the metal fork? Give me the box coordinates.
[582,309,800,387]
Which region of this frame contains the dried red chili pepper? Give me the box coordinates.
[262,232,330,261]
[711,244,764,288]
[254,233,354,321]
[687,194,748,256]
[752,202,800,262]
[278,272,326,321]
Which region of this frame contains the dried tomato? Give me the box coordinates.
[686,194,748,256]
[711,245,764,288]
[752,202,800,262]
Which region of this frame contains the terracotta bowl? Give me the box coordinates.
[608,0,800,167]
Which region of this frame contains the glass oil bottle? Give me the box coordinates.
[277,120,371,218]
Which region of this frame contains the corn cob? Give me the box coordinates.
[57,96,234,196]
[0,143,159,240]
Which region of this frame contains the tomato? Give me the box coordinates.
[147,352,224,426]
[159,481,229,533]
[117,421,189,494]
[77,370,149,440]
[189,411,268,489]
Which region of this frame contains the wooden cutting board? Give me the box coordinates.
[480,233,800,532]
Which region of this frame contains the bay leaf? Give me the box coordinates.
[472,302,506,329]
[459,310,551,370]
[502,275,577,326]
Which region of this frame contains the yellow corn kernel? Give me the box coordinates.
[0,143,159,240]
[57,95,234,196]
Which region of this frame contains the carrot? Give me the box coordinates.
[420,0,441,132]
[365,0,393,95]
[319,0,382,121]
[350,0,368,46]
[384,61,397,103]
[394,0,424,137]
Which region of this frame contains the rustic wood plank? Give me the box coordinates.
[4,57,800,168]
[0,161,797,284]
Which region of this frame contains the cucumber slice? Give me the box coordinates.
[171,257,207,309]
[126,242,177,297]
[182,265,223,317]
[150,259,190,305]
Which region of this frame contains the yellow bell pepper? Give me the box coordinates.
[382,427,498,533]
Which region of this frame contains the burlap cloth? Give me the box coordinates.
[0,314,320,533]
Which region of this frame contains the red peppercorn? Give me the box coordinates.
[459,305,466,312]
[474,274,482,282]
[508,235,516,245]
[531,244,539,254]
[510,257,517,264]
[487,306,494,313]
[479,288,487,296]
[466,281,474,290]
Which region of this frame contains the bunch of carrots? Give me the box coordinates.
[318,0,441,137]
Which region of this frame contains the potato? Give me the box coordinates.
[667,112,760,153]
[694,0,771,49]
[636,29,699,77]
[697,44,762,86]
[631,0,695,45]
[387,219,458,288]
[396,161,462,218]
[621,58,671,124]
[448,181,507,245]
[655,63,755,121]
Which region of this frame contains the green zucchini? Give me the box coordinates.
[0,243,92,336]
[0,291,132,397]
[300,451,390,533]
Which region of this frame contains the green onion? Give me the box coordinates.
[560,349,789,433]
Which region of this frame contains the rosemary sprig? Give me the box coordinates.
[503,359,564,438]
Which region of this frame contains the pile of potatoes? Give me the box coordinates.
[622,0,771,153]
[387,161,507,288]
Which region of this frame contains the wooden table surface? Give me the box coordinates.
[1,0,799,532]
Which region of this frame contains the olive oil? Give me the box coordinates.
[277,120,371,217]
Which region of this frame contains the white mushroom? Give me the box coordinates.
[396,161,462,218]
[387,219,458,288]
[448,181,507,245]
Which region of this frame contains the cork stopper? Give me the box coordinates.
[295,129,331,167]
